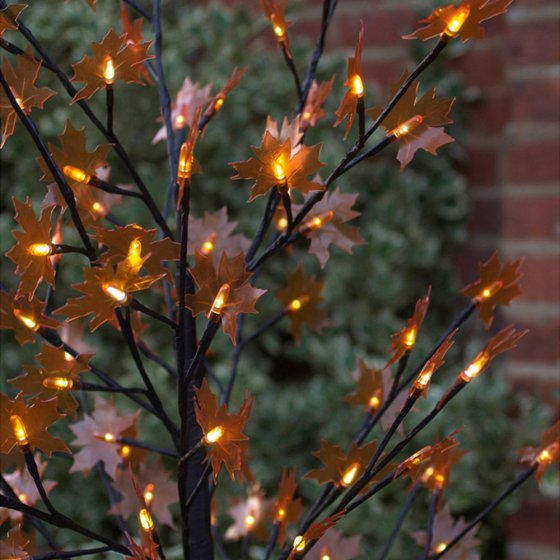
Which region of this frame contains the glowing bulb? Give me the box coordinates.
[13,310,38,331]
[175,114,186,128]
[477,280,504,302]
[177,142,194,182]
[92,202,106,215]
[63,165,91,184]
[276,216,289,231]
[17,492,29,504]
[102,283,128,303]
[28,243,52,257]
[352,74,364,97]
[445,6,470,36]
[293,536,306,552]
[273,161,287,184]
[389,115,424,139]
[413,363,436,391]
[340,462,360,487]
[138,508,154,531]
[104,56,115,85]
[210,284,230,318]
[245,513,256,527]
[288,295,310,312]
[14,95,24,110]
[422,466,435,482]
[368,395,380,409]
[119,444,132,458]
[64,351,74,362]
[277,507,286,519]
[144,483,155,507]
[127,239,143,270]
[42,377,74,390]
[404,327,417,349]
[302,111,312,121]
[434,472,446,488]
[201,232,217,255]
[10,415,29,446]
[302,211,334,233]
[460,351,490,382]
[536,443,559,465]
[320,547,332,560]
[271,15,285,39]
[214,96,225,111]
[436,542,447,553]
[204,426,225,444]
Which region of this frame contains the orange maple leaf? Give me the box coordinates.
[299,188,365,267]
[119,0,152,83]
[10,343,93,417]
[0,290,61,345]
[272,468,305,545]
[342,358,385,411]
[70,28,153,102]
[6,197,57,299]
[403,0,514,43]
[225,485,271,541]
[261,0,290,46]
[194,378,254,481]
[187,208,250,265]
[69,396,139,478]
[460,251,523,328]
[94,224,180,279]
[386,288,431,367]
[185,251,267,345]
[301,76,336,131]
[308,529,362,560]
[176,107,203,207]
[0,524,30,560]
[334,23,365,139]
[204,67,247,119]
[519,421,560,485]
[413,504,480,557]
[288,511,346,559]
[0,46,56,147]
[275,266,330,343]
[230,129,325,202]
[56,260,164,332]
[0,3,26,38]
[367,72,455,169]
[0,393,70,457]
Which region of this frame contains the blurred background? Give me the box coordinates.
[0,0,558,558]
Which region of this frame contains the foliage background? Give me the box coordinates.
[0,1,554,558]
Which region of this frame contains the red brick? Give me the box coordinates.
[511,78,560,122]
[503,138,560,184]
[501,196,560,238]
[509,376,560,406]
[362,57,407,87]
[463,148,500,187]
[465,93,511,136]
[508,498,560,548]
[508,320,560,364]
[455,48,506,88]
[507,22,560,67]
[519,256,560,301]
[469,198,501,235]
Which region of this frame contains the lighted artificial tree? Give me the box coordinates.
[0,1,558,559]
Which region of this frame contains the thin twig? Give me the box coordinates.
[423,491,440,560]
[24,451,56,514]
[130,298,178,329]
[30,546,114,560]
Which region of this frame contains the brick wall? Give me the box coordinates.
[293,0,559,557]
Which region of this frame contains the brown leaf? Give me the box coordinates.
[367,72,455,169]
[119,1,152,83]
[125,530,159,560]
[0,3,26,38]
[301,76,336,130]
[0,290,61,345]
[111,459,178,528]
[403,0,514,43]
[94,224,180,279]
[69,396,139,478]
[0,524,30,560]
[225,485,271,541]
[6,197,57,299]
[272,468,305,545]
[413,504,480,559]
[519,421,560,485]
[204,67,247,119]
[300,187,365,267]
[275,266,330,342]
[386,288,431,367]
[187,208,250,265]
[230,129,325,202]
[0,393,70,457]
[70,28,153,102]
[261,0,290,47]
[185,251,267,345]
[288,511,345,559]
[334,23,364,139]
[307,528,361,560]
[460,251,523,328]
[56,260,164,332]
[342,358,385,412]
[0,46,56,147]
[10,344,93,417]
[194,378,254,482]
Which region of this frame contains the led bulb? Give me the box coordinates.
[445,6,470,36]
[276,216,289,231]
[102,283,128,303]
[340,462,360,487]
[302,211,334,233]
[177,142,194,182]
[201,232,217,255]
[536,443,559,465]
[245,513,256,527]
[28,243,52,257]
[404,327,417,349]
[435,542,447,553]
[413,363,436,391]
[42,377,74,390]
[210,284,230,318]
[389,115,424,139]
[352,74,364,97]
[13,310,38,331]
[288,295,310,312]
[144,483,155,507]
[273,161,287,184]
[139,508,154,531]
[63,165,91,184]
[320,547,332,560]
[127,239,143,270]
[214,96,225,111]
[119,444,132,458]
[17,492,29,504]
[92,202,106,215]
[10,415,29,446]
[104,56,115,85]
[277,507,286,519]
[204,425,225,444]
[302,110,312,121]
[175,114,186,128]
[368,394,381,409]
[460,351,490,382]
[476,280,504,302]
[94,432,117,443]
[293,536,306,553]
